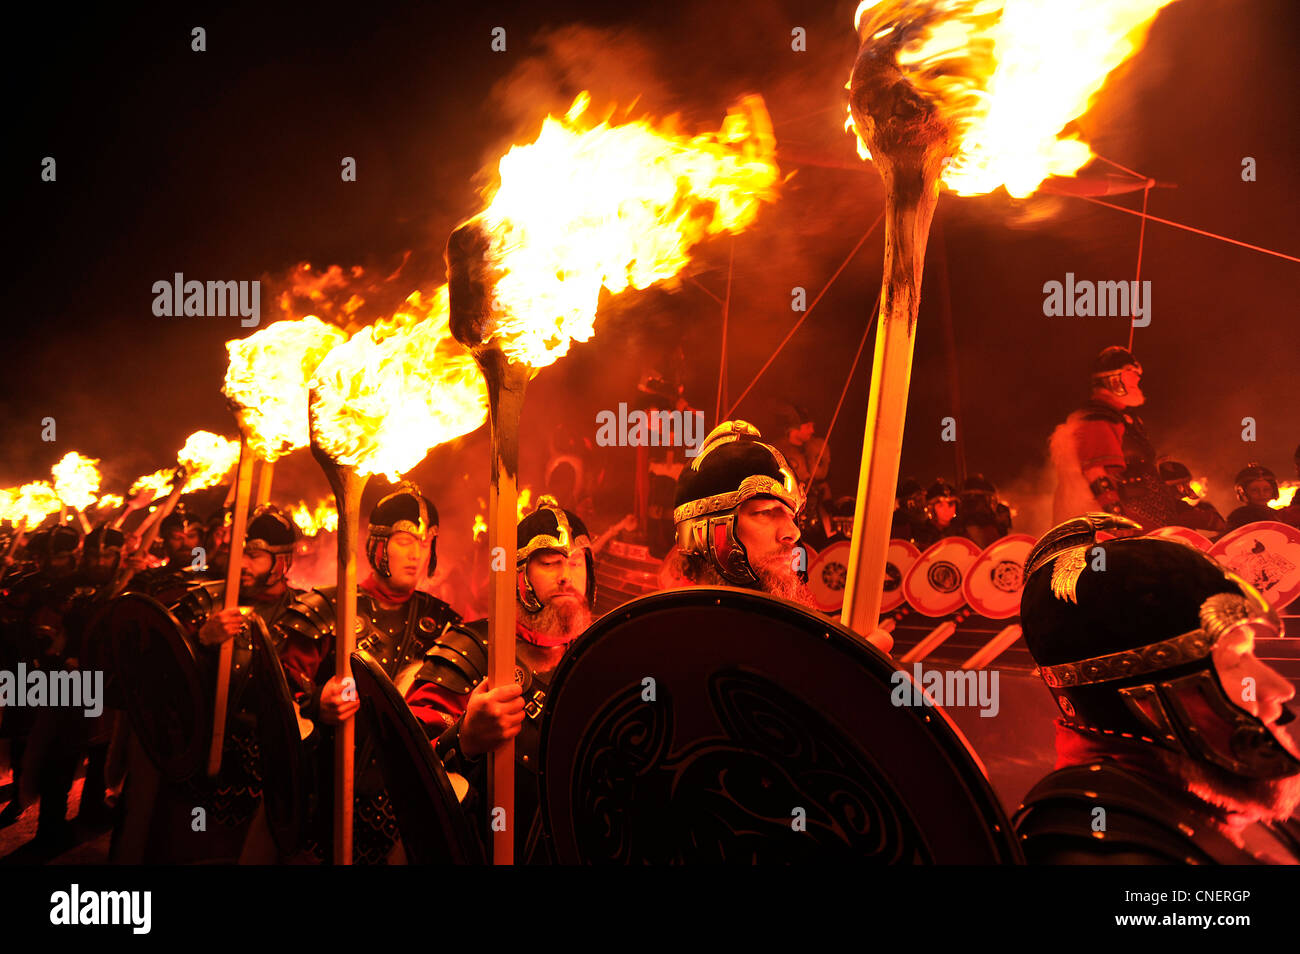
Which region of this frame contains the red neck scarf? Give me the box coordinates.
[360,573,416,606]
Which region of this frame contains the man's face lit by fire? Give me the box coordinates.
[165,524,202,563]
[1213,625,1299,763]
[384,530,430,593]
[734,496,815,607]
[523,547,592,639]
[930,498,957,526]
[240,546,287,597]
[1243,479,1277,508]
[84,546,121,583]
[1114,367,1144,407]
[787,422,815,447]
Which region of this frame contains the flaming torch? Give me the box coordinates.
[52,451,102,534]
[310,287,488,864]
[211,317,348,776]
[840,0,1179,637]
[447,90,778,863]
[117,431,241,585]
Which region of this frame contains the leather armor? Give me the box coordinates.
[1014,761,1300,864]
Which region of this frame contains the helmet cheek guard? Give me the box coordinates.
[1038,587,1299,780]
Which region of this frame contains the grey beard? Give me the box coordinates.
[1159,748,1300,824]
[683,549,816,609]
[526,594,593,641]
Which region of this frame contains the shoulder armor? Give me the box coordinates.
[1014,762,1239,865]
[170,579,227,630]
[276,586,338,644]
[415,620,489,695]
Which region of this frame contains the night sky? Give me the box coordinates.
[7,0,1299,542]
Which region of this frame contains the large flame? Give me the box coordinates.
[224,317,348,461]
[849,0,1178,197]
[176,431,241,491]
[467,92,780,368]
[130,430,241,496]
[310,286,489,479]
[51,451,102,511]
[1,481,63,529]
[292,498,339,536]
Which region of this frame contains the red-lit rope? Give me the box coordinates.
[727,210,884,418]
[714,240,735,426]
[1077,195,1300,265]
[1127,181,1152,353]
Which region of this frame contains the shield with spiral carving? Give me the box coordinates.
[538,586,1021,864]
[98,591,206,781]
[351,652,485,864]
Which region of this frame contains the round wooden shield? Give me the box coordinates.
[962,534,1036,620]
[807,540,850,613]
[882,539,922,613]
[249,617,311,856]
[902,537,983,617]
[1208,521,1300,610]
[1144,525,1214,551]
[98,592,206,781]
[351,652,485,864]
[538,587,1021,864]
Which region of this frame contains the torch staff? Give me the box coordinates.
[309,394,369,866]
[478,350,527,867]
[113,473,186,589]
[255,461,275,506]
[448,220,526,865]
[840,38,952,639]
[207,434,256,777]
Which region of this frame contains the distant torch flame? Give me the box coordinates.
[51,451,102,511]
[1188,478,1208,499]
[292,498,339,536]
[2,482,62,529]
[130,430,241,496]
[224,316,348,461]
[848,0,1178,197]
[472,513,487,542]
[96,493,125,511]
[517,487,533,522]
[310,286,489,480]
[1273,482,1298,510]
[467,91,779,368]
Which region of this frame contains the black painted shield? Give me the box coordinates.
[99,592,206,781]
[539,586,1022,864]
[249,616,312,855]
[351,652,484,864]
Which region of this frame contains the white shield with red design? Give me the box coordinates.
[1208,521,1300,610]
[961,533,1036,620]
[902,536,982,617]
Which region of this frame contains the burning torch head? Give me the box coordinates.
[1022,515,1300,782]
[446,218,504,355]
[849,2,958,185]
[366,481,438,585]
